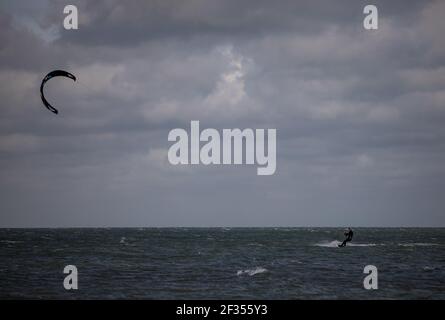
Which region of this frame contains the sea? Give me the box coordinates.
[0,228,444,299]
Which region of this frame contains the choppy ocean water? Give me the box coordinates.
[0,228,444,299]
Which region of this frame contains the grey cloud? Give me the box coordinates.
[0,0,444,227]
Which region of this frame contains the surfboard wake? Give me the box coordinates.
[314,240,376,248]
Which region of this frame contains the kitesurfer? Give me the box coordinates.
[338,228,353,247]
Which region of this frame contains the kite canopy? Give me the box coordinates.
[40,70,76,114]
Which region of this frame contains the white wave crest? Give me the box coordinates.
[237,267,268,276]
[423,266,439,271]
[398,243,438,247]
[0,240,22,245]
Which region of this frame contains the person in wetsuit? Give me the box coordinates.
[339,228,353,247]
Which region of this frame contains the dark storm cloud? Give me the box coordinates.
[0,0,445,227]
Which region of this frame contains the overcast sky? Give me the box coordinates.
[1,0,444,227]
